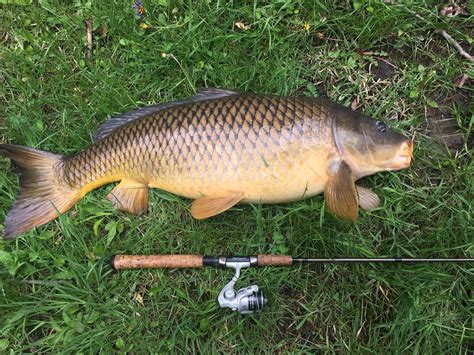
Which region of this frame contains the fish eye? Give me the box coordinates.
[376,121,387,134]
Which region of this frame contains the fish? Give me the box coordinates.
[0,88,413,239]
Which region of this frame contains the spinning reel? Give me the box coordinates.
[215,257,267,314]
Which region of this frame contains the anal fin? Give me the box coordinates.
[107,180,149,215]
[190,192,245,219]
[324,159,359,221]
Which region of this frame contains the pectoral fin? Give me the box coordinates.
[356,186,380,211]
[107,180,149,215]
[324,160,358,221]
[191,192,245,219]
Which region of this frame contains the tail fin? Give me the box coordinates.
[1,144,79,239]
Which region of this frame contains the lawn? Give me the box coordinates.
[0,0,473,352]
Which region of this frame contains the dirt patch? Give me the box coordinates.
[365,57,396,81]
[424,86,471,153]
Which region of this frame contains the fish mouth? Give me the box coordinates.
[388,140,414,170]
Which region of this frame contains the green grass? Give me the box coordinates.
[0,0,473,352]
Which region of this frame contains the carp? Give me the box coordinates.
[0,88,413,239]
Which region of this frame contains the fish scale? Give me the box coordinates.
[61,93,332,202]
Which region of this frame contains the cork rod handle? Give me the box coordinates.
[111,255,204,270]
[257,255,293,266]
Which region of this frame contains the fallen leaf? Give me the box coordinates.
[235,21,250,30]
[98,24,108,38]
[455,74,469,88]
[139,22,150,30]
[133,292,144,306]
[440,4,467,17]
[351,96,359,110]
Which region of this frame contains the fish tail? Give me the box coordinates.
[1,144,80,239]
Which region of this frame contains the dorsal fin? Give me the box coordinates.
[92,88,240,142]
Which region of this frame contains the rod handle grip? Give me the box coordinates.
[111,255,204,270]
[257,254,293,266]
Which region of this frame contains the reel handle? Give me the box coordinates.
[111,254,204,269]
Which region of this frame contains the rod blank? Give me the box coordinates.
[293,258,473,263]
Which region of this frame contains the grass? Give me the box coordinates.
[0,0,473,352]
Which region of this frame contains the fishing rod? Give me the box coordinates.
[111,254,473,314]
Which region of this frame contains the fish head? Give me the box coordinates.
[333,106,413,177]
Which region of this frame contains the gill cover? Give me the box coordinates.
[331,103,410,177]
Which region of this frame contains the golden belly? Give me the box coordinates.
[148,145,332,203]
